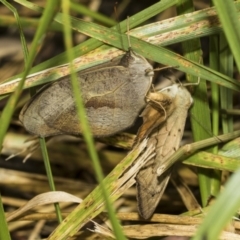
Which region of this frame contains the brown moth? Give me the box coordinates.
[136,84,193,219]
[19,50,153,137]
[134,90,176,144]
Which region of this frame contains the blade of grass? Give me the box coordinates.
[192,168,240,240]
[48,140,151,239]
[177,0,212,207]
[70,2,116,26]
[0,15,64,32]
[184,136,240,172]
[1,6,240,95]
[0,193,10,240]
[1,21,240,97]
[0,1,30,237]
[1,0,29,64]
[157,130,240,175]
[28,80,62,223]
[183,151,240,172]
[191,3,240,230]
[39,138,62,223]
[212,0,240,71]
[28,8,240,91]
[13,0,178,70]
[0,0,61,153]
[219,34,234,133]
[209,34,221,197]
[2,0,240,90]
[209,33,234,197]
[60,1,126,238]
[2,2,240,96]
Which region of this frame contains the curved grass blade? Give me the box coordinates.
[192,168,240,240]
[60,1,126,238]
[0,193,10,240]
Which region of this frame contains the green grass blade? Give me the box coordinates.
[60,1,126,238]
[1,5,240,96]
[0,15,64,31]
[0,193,11,240]
[39,138,62,223]
[14,0,177,70]
[1,0,29,64]
[177,0,212,207]
[0,0,61,152]
[210,33,234,197]
[184,136,240,171]
[1,25,240,96]
[184,151,240,172]
[2,3,240,96]
[70,2,116,26]
[212,0,240,71]
[193,0,240,237]
[219,34,234,133]
[192,168,240,240]
[158,130,240,177]
[209,34,221,197]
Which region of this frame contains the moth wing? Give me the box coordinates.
[136,122,171,219]
[136,85,192,219]
[19,82,68,136]
[134,91,175,144]
[19,55,123,136]
[156,85,192,161]
[20,51,153,137]
[70,66,146,137]
[136,163,171,219]
[58,66,138,136]
[21,65,144,137]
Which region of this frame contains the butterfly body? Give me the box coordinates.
[20,50,153,137]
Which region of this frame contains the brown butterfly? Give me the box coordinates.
[19,50,153,137]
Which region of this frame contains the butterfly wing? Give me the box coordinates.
[20,65,148,137]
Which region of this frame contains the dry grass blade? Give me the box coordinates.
[6,191,82,222]
[121,224,240,239]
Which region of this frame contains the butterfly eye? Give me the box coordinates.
[145,68,154,76]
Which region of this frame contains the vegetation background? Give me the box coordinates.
[0,0,240,239]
